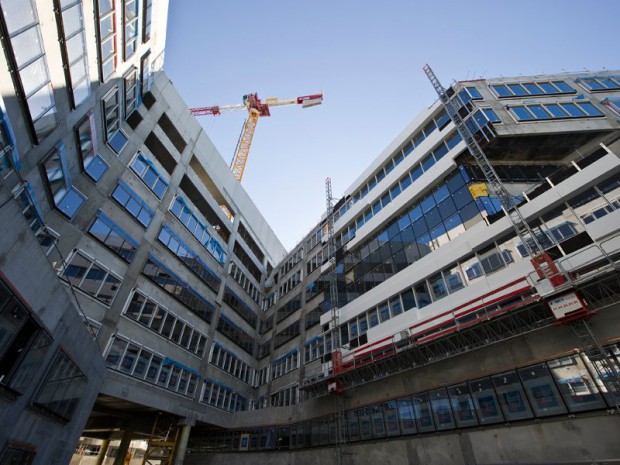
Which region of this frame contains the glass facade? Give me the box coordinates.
[57,0,91,107]
[189,345,619,453]
[0,0,57,141]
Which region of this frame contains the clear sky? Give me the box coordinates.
[165,0,620,252]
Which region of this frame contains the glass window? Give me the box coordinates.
[519,364,567,417]
[102,88,128,153]
[124,67,138,117]
[59,0,91,107]
[548,355,606,412]
[429,388,455,430]
[112,182,154,227]
[491,84,512,97]
[482,108,500,123]
[130,153,169,199]
[412,393,435,433]
[552,81,573,93]
[142,0,153,42]
[469,377,504,424]
[492,371,534,421]
[510,106,534,121]
[546,103,568,118]
[561,102,586,117]
[123,0,139,59]
[448,383,479,428]
[358,407,372,440]
[529,104,551,119]
[523,82,543,95]
[41,145,86,219]
[1,0,57,141]
[578,102,603,117]
[429,273,447,300]
[507,83,526,96]
[371,405,386,438]
[96,0,117,80]
[34,349,87,420]
[413,281,431,308]
[397,397,416,435]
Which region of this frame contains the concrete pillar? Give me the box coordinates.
[112,431,132,465]
[173,424,192,465]
[95,439,110,465]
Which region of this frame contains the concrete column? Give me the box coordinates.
[173,424,192,465]
[112,431,132,465]
[95,439,110,465]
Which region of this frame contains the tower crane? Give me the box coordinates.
[190,92,323,183]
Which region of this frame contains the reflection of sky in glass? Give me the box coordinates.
[11,27,42,68]
[20,57,48,96]
[27,84,53,117]
[1,0,36,34]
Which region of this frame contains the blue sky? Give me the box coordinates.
[165,0,620,251]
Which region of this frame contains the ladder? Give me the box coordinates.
[422,64,542,257]
[423,63,620,411]
[325,177,346,465]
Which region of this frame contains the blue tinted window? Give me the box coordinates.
[402,141,414,157]
[112,183,154,227]
[523,83,543,95]
[507,84,526,96]
[410,165,423,181]
[390,184,401,199]
[492,85,511,97]
[130,153,169,199]
[421,155,435,171]
[458,90,471,105]
[561,103,585,117]
[436,111,450,130]
[400,173,412,190]
[578,102,603,116]
[598,77,620,90]
[372,201,381,215]
[446,132,462,149]
[84,155,108,181]
[482,108,500,123]
[108,130,128,154]
[510,106,534,121]
[466,87,482,99]
[421,194,435,213]
[433,143,449,161]
[380,193,391,208]
[545,104,567,118]
[529,105,551,119]
[581,78,605,91]
[58,187,86,219]
[552,81,573,93]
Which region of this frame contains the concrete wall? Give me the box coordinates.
[0,186,107,464]
[186,413,620,465]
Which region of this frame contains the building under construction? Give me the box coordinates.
[0,1,619,465]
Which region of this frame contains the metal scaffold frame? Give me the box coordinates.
[142,414,180,465]
[325,177,347,465]
[422,64,620,410]
[301,271,620,398]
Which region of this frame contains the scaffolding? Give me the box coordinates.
[422,64,620,410]
[141,414,180,465]
[325,177,347,465]
[301,270,620,398]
